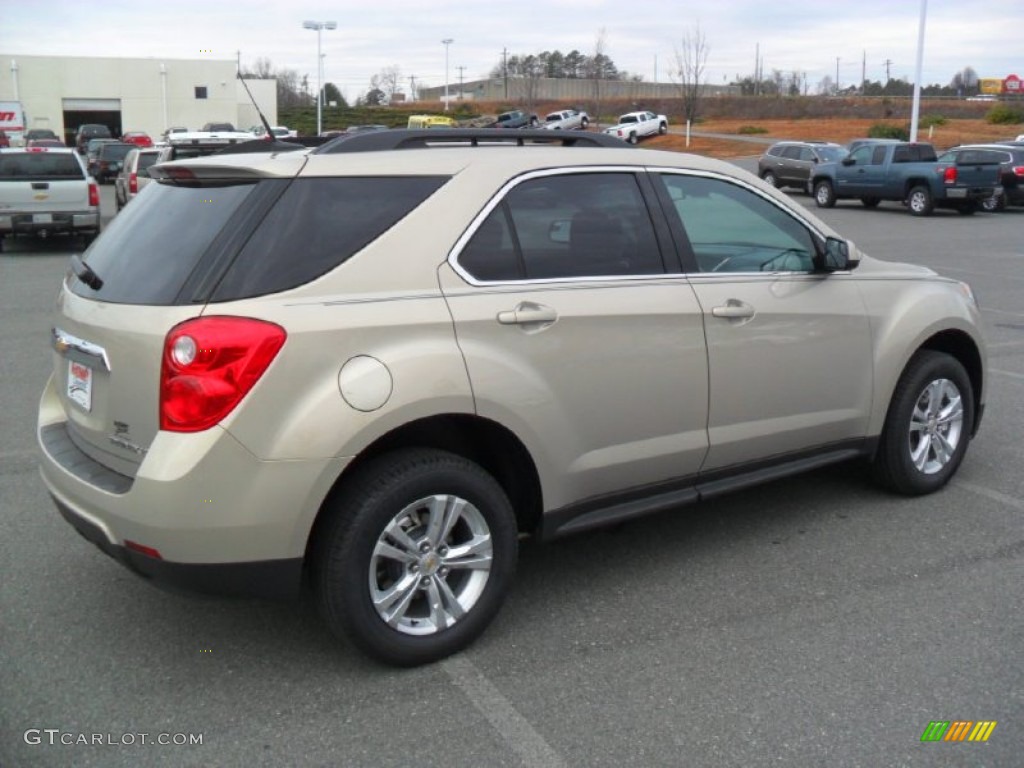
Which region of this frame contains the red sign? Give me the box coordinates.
[1005,74,1021,93]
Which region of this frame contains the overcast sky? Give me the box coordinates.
[2,1,1022,102]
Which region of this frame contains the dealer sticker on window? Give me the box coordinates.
[67,360,92,412]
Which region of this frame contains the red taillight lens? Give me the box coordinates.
[129,172,137,194]
[125,540,162,559]
[88,182,99,207]
[160,317,286,432]
[1012,165,1024,177]
[943,166,958,184]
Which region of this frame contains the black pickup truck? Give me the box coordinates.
[811,140,1000,216]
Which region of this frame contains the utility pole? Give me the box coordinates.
[754,42,759,95]
[502,47,509,99]
[236,50,241,76]
[835,56,840,95]
[457,66,465,100]
[409,75,417,102]
[884,58,893,84]
[862,50,866,93]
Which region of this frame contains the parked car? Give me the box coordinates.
[758,141,848,193]
[26,139,65,148]
[490,110,539,129]
[160,127,188,143]
[121,132,154,148]
[407,115,455,129]
[84,138,119,176]
[114,147,163,210]
[811,140,1000,215]
[937,144,1024,211]
[38,128,987,667]
[603,111,668,143]
[91,142,135,184]
[75,123,113,154]
[0,146,100,250]
[24,128,60,143]
[201,122,236,132]
[542,109,589,130]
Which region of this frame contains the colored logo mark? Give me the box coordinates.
[921,720,997,742]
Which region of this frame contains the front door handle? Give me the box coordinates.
[711,300,755,320]
[497,302,558,327]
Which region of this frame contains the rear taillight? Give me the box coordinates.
[1012,165,1024,177]
[88,182,99,207]
[129,172,137,194]
[942,166,958,184]
[160,317,286,432]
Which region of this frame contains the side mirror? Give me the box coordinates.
[817,236,859,272]
[841,157,855,166]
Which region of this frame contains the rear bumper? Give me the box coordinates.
[37,375,346,599]
[0,211,100,235]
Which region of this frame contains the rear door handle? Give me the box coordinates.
[497,302,558,327]
[711,300,755,320]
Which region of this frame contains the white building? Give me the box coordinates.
[0,54,277,144]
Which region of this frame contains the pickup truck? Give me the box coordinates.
[811,140,1000,216]
[603,111,668,144]
[542,109,589,130]
[490,110,539,129]
[0,147,100,251]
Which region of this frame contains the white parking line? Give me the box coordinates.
[443,655,566,768]
[954,480,1024,513]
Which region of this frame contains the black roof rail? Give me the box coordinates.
[313,128,632,154]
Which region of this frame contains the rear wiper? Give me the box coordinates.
[71,254,103,290]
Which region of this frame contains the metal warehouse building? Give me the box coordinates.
[0,54,277,145]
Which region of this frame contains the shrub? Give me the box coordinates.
[919,114,947,128]
[867,123,909,140]
[737,125,768,135]
[985,103,1024,125]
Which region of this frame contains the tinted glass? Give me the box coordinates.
[817,146,847,162]
[211,176,447,300]
[871,146,887,164]
[136,153,160,172]
[849,146,873,164]
[100,144,133,160]
[483,173,663,280]
[657,174,816,273]
[782,146,803,160]
[69,181,258,304]
[767,146,784,157]
[0,152,83,181]
[458,206,520,281]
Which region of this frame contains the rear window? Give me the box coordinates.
[0,151,83,181]
[100,144,133,160]
[210,176,447,301]
[69,180,260,304]
[137,153,160,172]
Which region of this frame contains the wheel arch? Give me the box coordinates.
[918,329,985,437]
[305,414,543,563]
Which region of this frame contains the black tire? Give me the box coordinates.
[580,117,589,129]
[658,122,667,135]
[814,180,836,208]
[873,351,974,496]
[980,191,1006,212]
[314,449,517,666]
[761,171,779,188]
[907,185,934,216]
[860,196,881,208]
[627,132,638,145]
[956,202,977,216]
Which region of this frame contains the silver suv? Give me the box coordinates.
[759,140,848,193]
[38,130,987,666]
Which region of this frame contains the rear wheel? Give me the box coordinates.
[314,449,518,666]
[627,132,638,145]
[907,185,934,216]
[980,191,1006,212]
[860,196,881,208]
[873,351,973,496]
[814,180,836,208]
[761,171,779,188]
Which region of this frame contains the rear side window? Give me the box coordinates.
[0,152,83,181]
[70,181,259,304]
[210,176,447,300]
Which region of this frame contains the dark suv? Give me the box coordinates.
[90,142,134,184]
[74,124,113,154]
[758,141,848,193]
[937,144,1024,211]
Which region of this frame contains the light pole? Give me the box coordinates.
[303,20,336,136]
[441,38,453,111]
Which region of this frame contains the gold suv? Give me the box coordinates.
[38,130,987,666]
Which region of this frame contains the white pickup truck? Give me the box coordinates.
[0,147,100,251]
[603,111,668,144]
[542,109,589,130]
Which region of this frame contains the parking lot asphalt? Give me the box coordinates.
[1,179,1022,767]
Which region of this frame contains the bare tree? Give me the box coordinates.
[588,29,609,127]
[672,23,710,123]
[248,56,274,79]
[376,66,403,102]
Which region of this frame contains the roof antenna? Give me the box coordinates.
[237,69,275,142]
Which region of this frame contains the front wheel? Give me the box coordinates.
[873,351,974,496]
[814,180,836,208]
[314,449,518,666]
[761,171,779,188]
[907,185,934,216]
[580,117,589,129]
[658,122,667,135]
